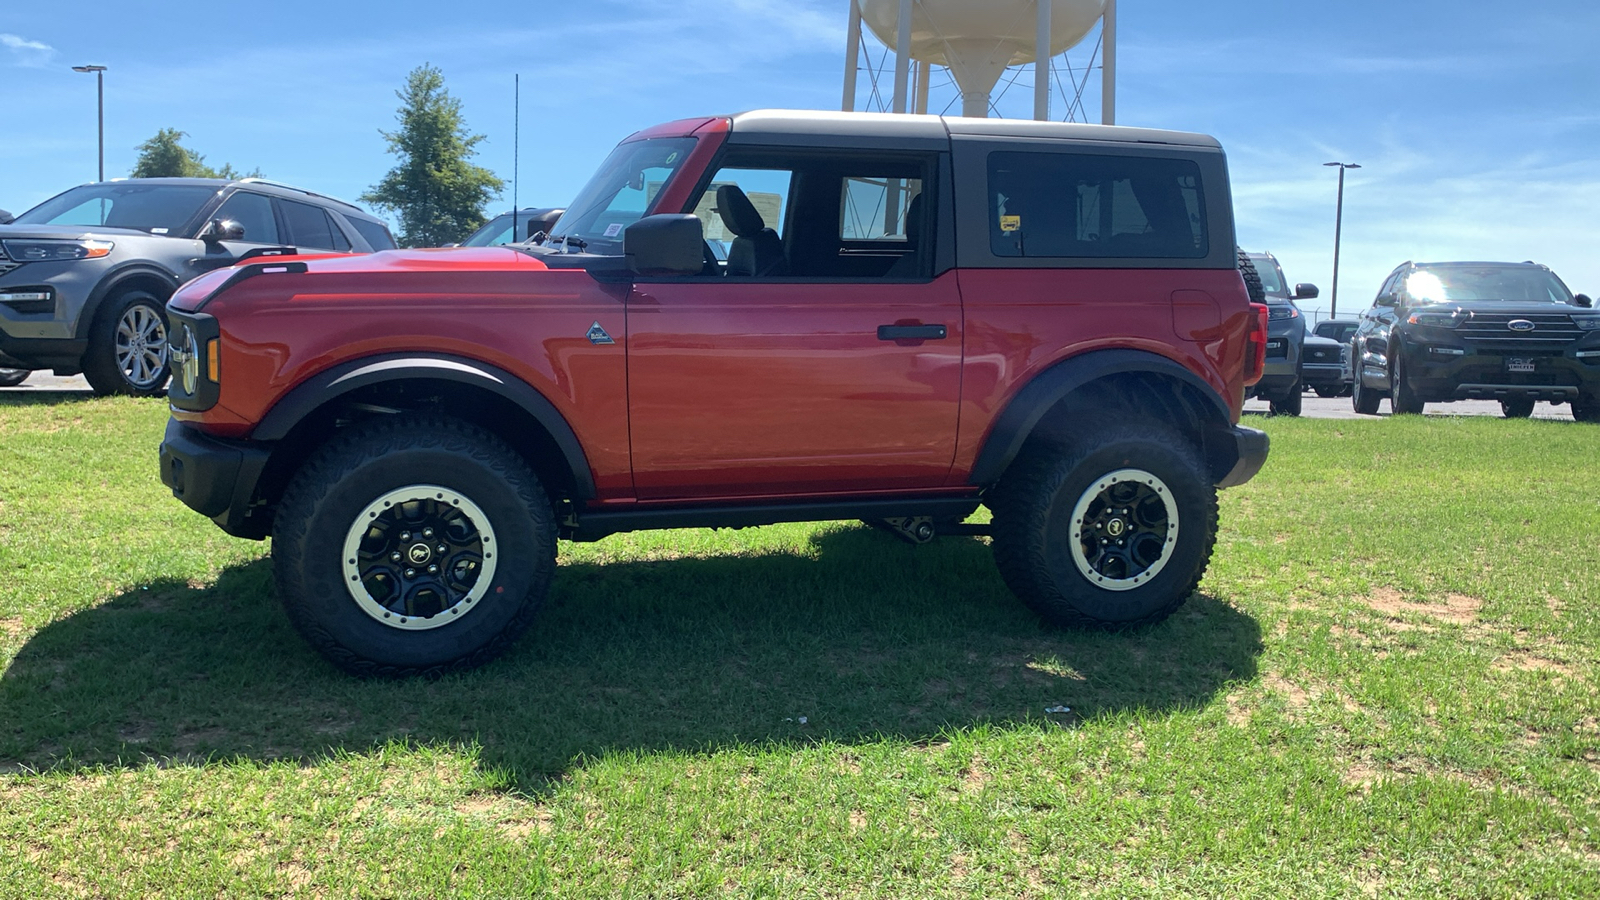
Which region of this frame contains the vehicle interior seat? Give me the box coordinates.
[717,185,788,277]
[885,193,923,278]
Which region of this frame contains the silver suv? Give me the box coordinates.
[0,178,394,395]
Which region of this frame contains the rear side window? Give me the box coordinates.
[213,191,279,244]
[280,199,340,251]
[350,217,397,250]
[988,151,1207,259]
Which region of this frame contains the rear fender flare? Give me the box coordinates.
[252,353,596,500]
[969,348,1231,487]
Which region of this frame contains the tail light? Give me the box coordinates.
[1243,302,1269,387]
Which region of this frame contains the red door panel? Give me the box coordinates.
[626,273,964,499]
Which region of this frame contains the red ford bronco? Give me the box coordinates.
[159,110,1270,676]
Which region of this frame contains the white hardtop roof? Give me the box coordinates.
[726,109,1221,149]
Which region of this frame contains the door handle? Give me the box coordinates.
[877,324,947,341]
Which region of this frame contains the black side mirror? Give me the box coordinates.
[1293,283,1320,300]
[1375,292,1399,308]
[1575,293,1593,308]
[625,214,704,277]
[200,218,246,243]
[525,208,563,241]
[0,209,13,225]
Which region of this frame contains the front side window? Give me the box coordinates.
[840,176,921,242]
[988,152,1206,259]
[16,183,218,235]
[1251,257,1288,297]
[548,138,698,252]
[213,191,279,244]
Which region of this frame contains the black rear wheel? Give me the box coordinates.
[989,421,1216,630]
[272,415,556,676]
[1269,383,1303,417]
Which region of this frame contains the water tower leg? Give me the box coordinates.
[893,0,913,113]
[1034,0,1051,121]
[1102,0,1117,125]
[843,0,862,112]
[915,60,931,115]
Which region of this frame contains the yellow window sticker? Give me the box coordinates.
[1000,215,1021,232]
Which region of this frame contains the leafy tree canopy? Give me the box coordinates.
[361,64,504,247]
[130,128,260,180]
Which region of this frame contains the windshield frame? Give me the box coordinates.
[15,182,223,236]
[545,137,700,254]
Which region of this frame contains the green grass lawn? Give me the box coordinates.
[1,392,1596,897]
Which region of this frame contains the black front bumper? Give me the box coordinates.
[159,419,273,539]
[1215,425,1269,489]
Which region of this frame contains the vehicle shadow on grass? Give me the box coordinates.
[0,390,102,407]
[0,526,1261,785]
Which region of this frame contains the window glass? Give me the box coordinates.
[213,192,278,244]
[1251,258,1288,297]
[350,218,396,250]
[840,176,921,241]
[280,199,337,250]
[16,183,217,234]
[1404,267,1572,304]
[988,152,1206,259]
[324,213,352,252]
[548,138,698,251]
[691,168,792,248]
[462,214,516,247]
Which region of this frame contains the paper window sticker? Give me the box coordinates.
[603,223,624,237]
[1000,215,1021,233]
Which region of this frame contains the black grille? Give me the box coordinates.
[0,245,18,277]
[1304,346,1339,364]
[1457,312,1582,351]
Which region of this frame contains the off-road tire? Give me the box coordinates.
[1237,248,1266,304]
[1500,398,1535,419]
[272,415,556,677]
[0,368,29,387]
[1313,385,1341,399]
[1390,351,1425,415]
[82,288,171,396]
[988,421,1217,630]
[1270,383,1303,417]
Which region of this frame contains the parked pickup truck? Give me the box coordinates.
[159,110,1271,676]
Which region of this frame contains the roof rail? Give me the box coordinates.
[235,177,363,213]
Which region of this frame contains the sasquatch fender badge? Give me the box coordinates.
[586,321,615,345]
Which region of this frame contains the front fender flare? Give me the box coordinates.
[252,353,597,500]
[968,348,1233,487]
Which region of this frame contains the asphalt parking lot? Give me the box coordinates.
[5,371,1578,420]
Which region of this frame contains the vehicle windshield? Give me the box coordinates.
[15,182,219,235]
[546,138,698,252]
[462,214,517,247]
[1249,256,1288,297]
[1316,322,1357,343]
[1406,267,1573,304]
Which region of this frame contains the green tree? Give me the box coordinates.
[130,128,259,179]
[361,64,503,247]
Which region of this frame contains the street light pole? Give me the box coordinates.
[72,65,108,182]
[1323,161,1360,319]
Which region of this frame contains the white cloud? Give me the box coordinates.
[1,33,55,67]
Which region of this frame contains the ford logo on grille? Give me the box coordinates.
[1507,319,1536,332]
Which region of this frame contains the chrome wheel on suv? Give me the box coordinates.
[82,289,172,397]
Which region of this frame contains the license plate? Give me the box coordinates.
[1506,357,1536,373]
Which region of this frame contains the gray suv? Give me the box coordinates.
[0,178,394,395]
[1244,251,1320,416]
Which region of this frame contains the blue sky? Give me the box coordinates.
[3,0,1597,317]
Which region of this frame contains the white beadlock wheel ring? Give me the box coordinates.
[340,485,499,631]
[1067,467,1180,592]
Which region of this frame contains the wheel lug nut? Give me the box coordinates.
[400,532,412,541]
[427,565,439,574]
[390,551,402,562]
[404,568,416,578]
[437,544,447,553]
[423,528,434,538]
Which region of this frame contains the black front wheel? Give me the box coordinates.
[0,368,29,387]
[1500,398,1535,419]
[82,289,171,396]
[272,415,556,676]
[1390,353,1425,415]
[1574,399,1600,424]
[989,421,1217,629]
[1352,370,1383,415]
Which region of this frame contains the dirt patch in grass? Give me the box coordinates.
[0,616,25,638]
[1491,651,1577,678]
[1361,588,1482,627]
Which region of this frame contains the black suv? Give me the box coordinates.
[1351,261,1599,419]
[1243,251,1320,416]
[0,178,395,396]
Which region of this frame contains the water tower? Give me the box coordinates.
[842,0,1117,123]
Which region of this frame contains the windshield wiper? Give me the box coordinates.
[548,234,588,252]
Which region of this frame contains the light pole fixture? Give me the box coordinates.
[1324,161,1360,319]
[72,65,108,182]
